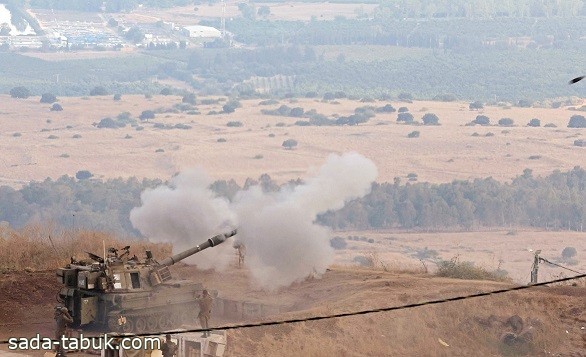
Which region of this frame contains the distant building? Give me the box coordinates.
[182,25,221,39]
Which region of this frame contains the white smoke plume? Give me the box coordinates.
[129,169,237,270]
[130,152,377,289]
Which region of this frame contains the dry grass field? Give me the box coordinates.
[121,2,377,25]
[331,229,586,284]
[0,94,583,187]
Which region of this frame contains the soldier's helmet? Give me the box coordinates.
[202,289,209,295]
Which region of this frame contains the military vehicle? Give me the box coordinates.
[56,229,237,333]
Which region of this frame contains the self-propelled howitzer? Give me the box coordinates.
[56,230,237,333]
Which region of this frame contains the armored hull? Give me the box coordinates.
[57,230,237,333]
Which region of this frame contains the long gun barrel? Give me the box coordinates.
[159,229,237,267]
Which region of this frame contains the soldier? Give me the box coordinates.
[54,305,73,356]
[233,242,246,268]
[196,290,213,337]
[160,334,177,357]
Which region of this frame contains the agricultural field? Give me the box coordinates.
[0,94,583,187]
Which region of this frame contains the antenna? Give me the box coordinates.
[220,0,226,38]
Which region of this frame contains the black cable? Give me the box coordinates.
[539,257,584,275]
[1,272,584,344]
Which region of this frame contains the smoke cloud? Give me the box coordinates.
[130,152,377,289]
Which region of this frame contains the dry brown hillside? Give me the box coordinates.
[1,264,584,356]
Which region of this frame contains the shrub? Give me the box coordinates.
[305,91,318,98]
[282,139,298,149]
[160,88,172,96]
[75,170,93,180]
[59,153,70,158]
[568,115,586,128]
[10,86,30,99]
[472,115,490,126]
[40,93,57,103]
[275,122,286,127]
[544,123,557,128]
[217,138,227,142]
[72,134,82,139]
[139,110,155,121]
[12,132,21,137]
[398,107,409,113]
[422,113,440,125]
[527,118,541,127]
[97,118,122,128]
[155,148,165,153]
[50,103,63,111]
[485,132,495,137]
[182,93,196,105]
[469,101,483,110]
[517,99,533,108]
[290,107,304,117]
[436,257,509,281]
[528,155,541,160]
[397,112,414,123]
[227,121,243,127]
[47,135,58,139]
[253,154,263,159]
[330,237,347,250]
[498,118,514,127]
[259,99,279,105]
[574,139,586,147]
[145,93,153,99]
[222,100,241,113]
[407,130,420,138]
[398,92,413,101]
[561,247,577,260]
[89,86,108,96]
[376,104,396,113]
[124,134,132,139]
[135,126,144,131]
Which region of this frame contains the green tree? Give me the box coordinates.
[90,86,108,96]
[498,118,514,127]
[397,112,414,123]
[561,247,577,260]
[469,101,484,110]
[527,118,541,127]
[473,115,490,126]
[422,113,440,125]
[40,93,57,103]
[50,103,63,111]
[568,115,586,128]
[139,110,155,121]
[75,170,93,180]
[182,93,196,105]
[222,100,241,113]
[10,86,30,99]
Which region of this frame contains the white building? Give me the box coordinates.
[182,25,221,39]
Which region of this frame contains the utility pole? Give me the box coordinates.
[220,0,226,39]
[530,250,541,284]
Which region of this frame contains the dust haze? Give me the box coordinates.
[130,152,377,289]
